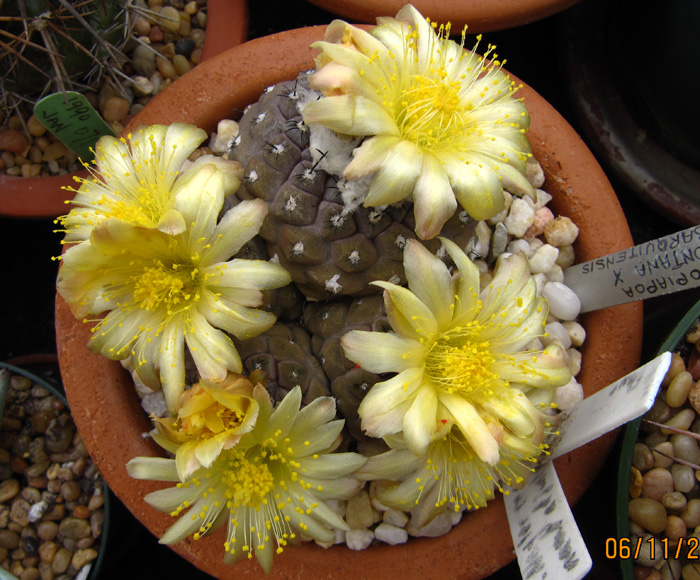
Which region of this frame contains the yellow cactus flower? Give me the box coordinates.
[58,123,242,242]
[357,416,553,526]
[127,386,366,573]
[302,5,534,239]
[341,238,571,462]
[57,173,292,410]
[153,371,265,481]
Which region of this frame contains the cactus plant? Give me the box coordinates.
[0,0,132,114]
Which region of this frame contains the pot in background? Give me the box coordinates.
[0,0,248,220]
[302,0,581,34]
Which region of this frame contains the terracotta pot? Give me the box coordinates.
[0,0,248,220]
[55,26,643,580]
[303,0,581,33]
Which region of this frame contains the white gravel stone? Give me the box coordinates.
[526,159,546,188]
[375,523,409,545]
[552,377,584,411]
[528,244,559,274]
[528,237,544,254]
[345,528,375,551]
[543,322,572,349]
[507,238,530,257]
[555,245,576,268]
[505,198,535,237]
[210,119,240,153]
[486,191,512,226]
[533,273,548,296]
[567,347,582,376]
[491,222,509,258]
[533,188,553,209]
[542,281,582,320]
[562,321,586,347]
[406,510,455,537]
[132,75,154,96]
[545,264,565,283]
[545,216,580,247]
[383,508,409,528]
[325,499,346,519]
[345,489,375,529]
[473,221,492,259]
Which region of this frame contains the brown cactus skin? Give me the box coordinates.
[231,72,478,301]
[234,322,330,407]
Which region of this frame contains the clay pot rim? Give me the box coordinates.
[302,0,582,33]
[0,0,248,220]
[56,25,642,580]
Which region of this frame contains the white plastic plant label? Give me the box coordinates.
[548,351,672,460]
[564,226,700,312]
[505,460,592,580]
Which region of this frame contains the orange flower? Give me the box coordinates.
[154,371,265,480]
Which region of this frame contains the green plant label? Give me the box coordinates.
[33,92,115,161]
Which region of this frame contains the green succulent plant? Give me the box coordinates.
[0,0,132,114]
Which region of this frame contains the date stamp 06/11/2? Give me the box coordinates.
[605,537,700,560]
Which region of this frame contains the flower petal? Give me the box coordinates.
[363,140,423,207]
[185,310,242,380]
[439,392,500,465]
[412,151,457,240]
[355,448,421,481]
[263,386,302,441]
[403,239,453,329]
[343,135,402,180]
[358,367,423,437]
[491,344,572,389]
[203,199,269,265]
[126,457,180,482]
[159,314,187,411]
[208,258,291,292]
[403,385,438,455]
[373,286,435,344]
[442,153,506,221]
[341,329,425,374]
[439,237,481,322]
[302,94,400,137]
[200,289,277,340]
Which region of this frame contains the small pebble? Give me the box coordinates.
[641,468,675,502]
[544,216,579,246]
[0,479,20,503]
[0,130,30,154]
[175,38,195,58]
[504,198,535,238]
[542,281,582,321]
[345,529,374,551]
[528,244,559,274]
[374,523,408,545]
[51,548,72,574]
[345,490,374,530]
[628,497,667,534]
[156,57,178,80]
[158,6,181,32]
[70,548,97,570]
[102,97,131,124]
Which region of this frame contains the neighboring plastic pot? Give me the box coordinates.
[0,360,111,580]
[616,297,700,580]
[55,25,643,580]
[0,0,248,219]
